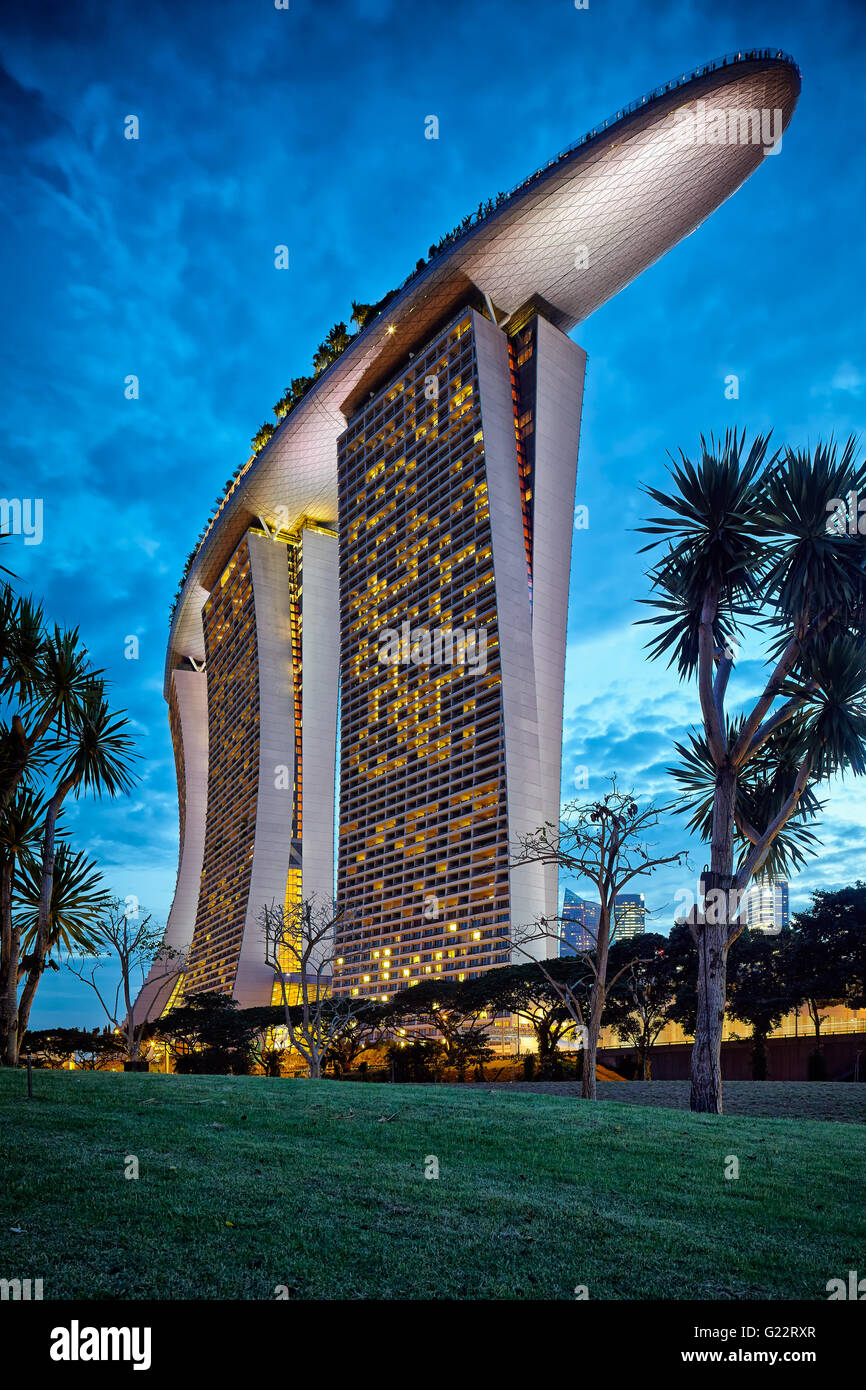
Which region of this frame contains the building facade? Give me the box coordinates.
[334,308,585,994]
[561,890,600,953]
[614,893,646,942]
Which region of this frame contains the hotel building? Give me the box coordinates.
[138,51,800,1015]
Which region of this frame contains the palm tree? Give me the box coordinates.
[350,301,376,332]
[325,322,352,357]
[312,341,333,374]
[0,788,45,1062]
[251,420,276,453]
[639,432,866,1112]
[14,842,109,1061]
[17,842,108,957]
[0,598,94,816]
[9,682,137,1063]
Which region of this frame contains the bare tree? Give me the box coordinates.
[513,780,688,1098]
[262,896,363,1079]
[66,898,183,1064]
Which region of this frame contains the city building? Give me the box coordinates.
[613,893,646,942]
[560,891,645,954]
[138,51,800,1016]
[561,891,600,953]
[741,875,790,935]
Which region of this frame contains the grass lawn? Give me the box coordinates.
[487,1080,866,1124]
[1,1070,863,1300]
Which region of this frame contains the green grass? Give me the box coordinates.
[1,1070,863,1300]
[495,1080,866,1123]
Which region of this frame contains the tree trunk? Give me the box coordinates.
[14,963,41,1065]
[690,920,729,1112]
[582,902,612,1100]
[0,861,17,1065]
[537,1027,555,1079]
[751,1030,768,1081]
[691,764,736,1113]
[1,928,20,1066]
[12,782,71,1064]
[639,1031,652,1080]
[582,980,602,1100]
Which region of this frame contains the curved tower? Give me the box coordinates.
[140,50,801,1014]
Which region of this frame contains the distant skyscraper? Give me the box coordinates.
[560,890,645,950]
[614,893,646,941]
[561,890,599,953]
[742,875,790,934]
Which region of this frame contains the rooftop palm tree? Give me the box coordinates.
[639,431,866,1112]
[325,321,352,357]
[350,300,374,331]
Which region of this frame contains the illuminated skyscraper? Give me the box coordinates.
[742,875,790,934]
[613,893,646,942]
[139,51,800,1014]
[561,891,600,953]
[335,308,585,993]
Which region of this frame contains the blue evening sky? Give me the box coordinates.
[1,0,863,1027]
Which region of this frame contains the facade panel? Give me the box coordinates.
[336,311,512,996]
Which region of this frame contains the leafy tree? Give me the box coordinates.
[602,931,692,1079]
[0,598,93,816]
[10,841,111,1065]
[23,1026,124,1070]
[472,960,584,1076]
[323,1002,388,1076]
[787,882,866,1044]
[350,301,374,331]
[726,927,798,1079]
[325,322,352,358]
[251,420,276,454]
[666,920,700,1037]
[0,787,45,1064]
[387,1038,445,1083]
[382,976,493,1082]
[10,684,135,1063]
[154,991,261,1073]
[273,375,315,421]
[640,432,866,1111]
[0,573,138,1066]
